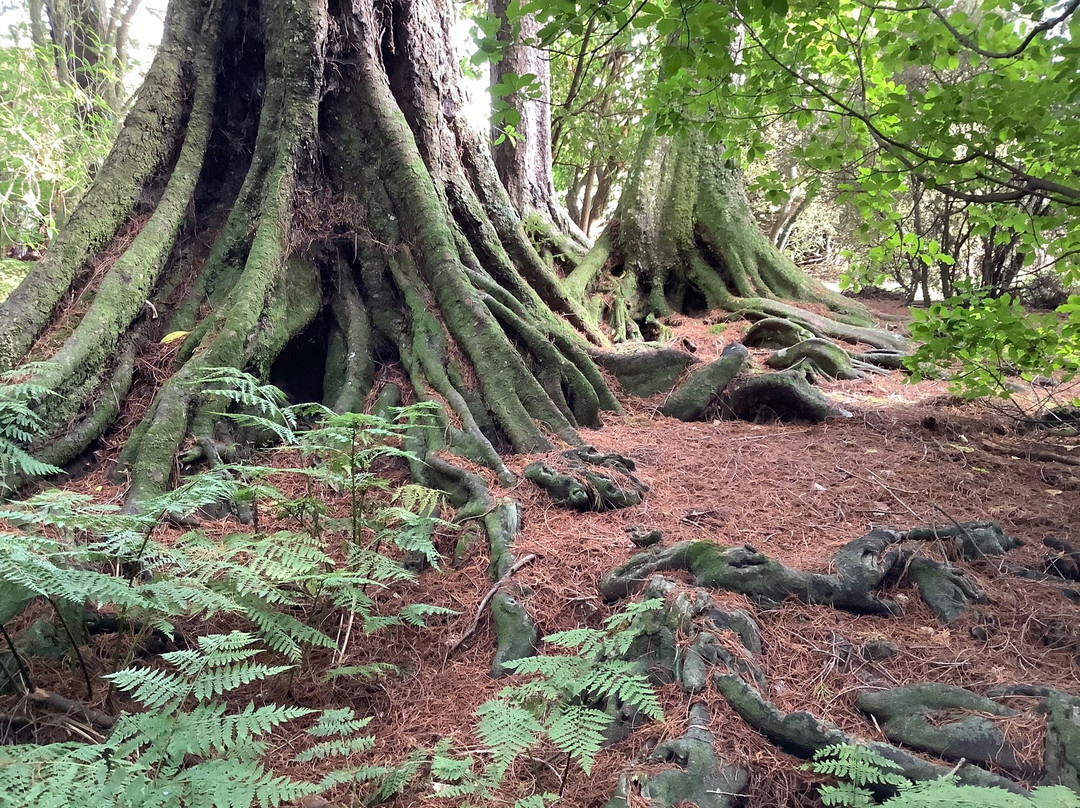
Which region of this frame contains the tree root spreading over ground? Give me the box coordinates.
[4,314,1080,806]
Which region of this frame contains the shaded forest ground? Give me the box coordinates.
[11,301,1080,807]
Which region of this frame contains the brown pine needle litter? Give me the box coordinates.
[12,307,1080,807]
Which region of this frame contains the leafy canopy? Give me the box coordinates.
[536,0,1075,265]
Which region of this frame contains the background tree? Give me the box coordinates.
[548,16,655,238]
[564,127,904,347]
[26,0,137,113]
[512,0,898,346]
[0,17,120,296]
[487,0,590,252]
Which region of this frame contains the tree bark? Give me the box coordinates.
[565,128,908,350]
[1,0,619,506]
[39,0,137,113]
[489,0,589,254]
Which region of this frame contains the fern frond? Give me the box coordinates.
[191,660,294,702]
[234,602,335,659]
[0,368,61,491]
[105,666,190,709]
[369,751,426,802]
[604,597,665,629]
[429,753,475,782]
[398,603,458,627]
[546,705,610,773]
[474,699,543,774]
[811,744,908,788]
[305,708,373,737]
[318,764,393,789]
[819,781,876,807]
[541,627,602,651]
[612,670,664,720]
[884,780,1080,807]
[293,735,376,762]
[394,483,442,514]
[324,662,400,681]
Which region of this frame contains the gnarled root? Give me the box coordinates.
[715,673,1029,794]
[602,522,1018,623]
[604,703,748,808]
[524,446,648,511]
[856,684,1028,774]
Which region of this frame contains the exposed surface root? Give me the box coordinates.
[523,445,648,511]
[8,367,1080,805]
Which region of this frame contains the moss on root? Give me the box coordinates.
[6,0,621,524]
[566,128,910,353]
[0,0,206,371]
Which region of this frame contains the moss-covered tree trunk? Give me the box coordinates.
[0,0,618,506]
[566,128,907,350]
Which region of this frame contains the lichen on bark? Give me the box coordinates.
[2,0,624,509]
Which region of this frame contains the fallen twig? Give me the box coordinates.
[835,465,921,520]
[446,553,538,656]
[29,688,117,730]
[981,438,1080,467]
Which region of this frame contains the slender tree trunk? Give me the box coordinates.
[576,155,597,234]
[1,0,617,506]
[40,0,134,113]
[769,191,810,253]
[566,165,583,225]
[489,0,589,255]
[565,128,906,349]
[584,156,617,238]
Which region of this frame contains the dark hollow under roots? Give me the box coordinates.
[2,0,623,509]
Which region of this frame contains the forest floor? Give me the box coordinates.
[13,301,1080,807]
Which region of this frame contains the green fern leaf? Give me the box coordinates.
[546,705,610,773]
[475,699,543,773]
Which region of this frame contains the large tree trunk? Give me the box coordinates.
[0,0,618,506]
[489,0,589,255]
[565,128,907,350]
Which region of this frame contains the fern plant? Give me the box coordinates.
[809,744,1080,808]
[488,598,666,775]
[192,366,445,557]
[0,464,453,667]
[0,632,382,808]
[0,365,62,494]
[810,744,911,807]
[0,372,466,806]
[424,600,666,806]
[0,371,455,673]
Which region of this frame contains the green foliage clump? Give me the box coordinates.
[905,290,1080,400]
[490,598,664,770]
[0,40,117,254]
[809,744,1080,808]
[0,258,27,302]
[0,369,459,805]
[0,369,453,657]
[0,632,379,808]
[424,599,664,806]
